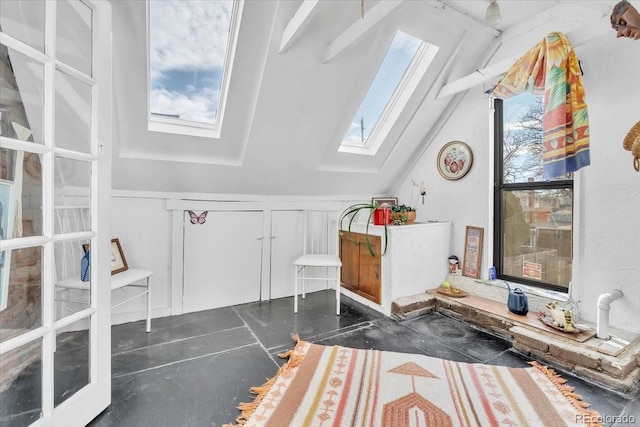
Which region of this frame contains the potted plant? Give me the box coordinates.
[389,179,426,225]
[390,204,416,225]
[339,203,389,257]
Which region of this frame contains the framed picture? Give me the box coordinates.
[462,226,484,279]
[83,239,128,275]
[371,197,398,208]
[110,239,128,275]
[437,141,473,180]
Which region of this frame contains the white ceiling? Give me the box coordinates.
[110,0,619,195]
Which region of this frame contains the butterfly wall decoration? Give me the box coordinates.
[188,210,208,225]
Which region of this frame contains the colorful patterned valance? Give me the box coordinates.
[491,32,591,180]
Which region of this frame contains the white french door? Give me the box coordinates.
[0,1,112,426]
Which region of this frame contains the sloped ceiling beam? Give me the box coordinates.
[436,55,516,99]
[322,0,499,64]
[437,13,610,100]
[423,1,499,37]
[279,0,320,54]
[322,0,406,63]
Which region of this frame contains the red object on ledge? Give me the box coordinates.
[373,208,391,225]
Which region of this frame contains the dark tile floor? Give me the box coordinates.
[3,290,639,426]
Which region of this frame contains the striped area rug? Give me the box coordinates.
[226,338,602,427]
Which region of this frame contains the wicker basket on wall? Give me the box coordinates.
[623,121,640,172]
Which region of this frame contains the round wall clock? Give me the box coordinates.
[436,141,473,180]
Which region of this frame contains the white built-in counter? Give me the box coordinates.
[340,221,452,316]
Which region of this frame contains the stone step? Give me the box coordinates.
[392,291,640,395]
[391,293,436,320]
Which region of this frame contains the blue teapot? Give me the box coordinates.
[503,281,528,316]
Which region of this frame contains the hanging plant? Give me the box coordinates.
[339,203,389,257]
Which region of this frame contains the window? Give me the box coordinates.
[339,31,439,155]
[147,0,239,138]
[493,95,573,292]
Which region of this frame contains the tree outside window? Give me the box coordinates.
[494,95,573,292]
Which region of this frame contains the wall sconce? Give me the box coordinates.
[484,0,502,27]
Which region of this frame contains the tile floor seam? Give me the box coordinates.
[304,322,379,345]
[1,413,40,426]
[265,320,379,353]
[402,320,499,362]
[483,348,514,365]
[111,342,261,380]
[110,325,249,357]
[232,306,282,368]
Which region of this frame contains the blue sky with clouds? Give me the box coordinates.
[504,92,539,124]
[344,31,422,143]
[149,0,233,124]
[150,5,420,135]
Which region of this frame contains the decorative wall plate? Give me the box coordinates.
[437,141,473,180]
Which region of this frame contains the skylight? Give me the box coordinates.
[148,0,238,137]
[340,31,438,156]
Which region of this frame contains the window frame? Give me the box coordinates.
[492,98,573,293]
[338,32,439,156]
[146,0,243,139]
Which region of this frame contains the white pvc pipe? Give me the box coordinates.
[596,289,624,339]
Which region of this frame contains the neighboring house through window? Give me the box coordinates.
[493,95,573,292]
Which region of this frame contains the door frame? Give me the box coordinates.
[0,1,112,425]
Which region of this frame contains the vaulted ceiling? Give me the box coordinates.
[110,0,617,195]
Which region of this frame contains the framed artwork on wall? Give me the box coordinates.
[462,226,484,279]
[83,238,129,275]
[110,239,128,275]
[371,197,397,207]
[437,141,473,180]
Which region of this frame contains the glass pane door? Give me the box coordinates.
[0,1,112,425]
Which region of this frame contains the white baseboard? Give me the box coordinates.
[111,306,171,327]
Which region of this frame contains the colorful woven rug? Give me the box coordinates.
[227,337,602,427]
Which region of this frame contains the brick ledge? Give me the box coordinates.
[392,291,640,395]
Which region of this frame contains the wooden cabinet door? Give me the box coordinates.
[339,232,359,292]
[357,234,381,304]
[339,231,381,304]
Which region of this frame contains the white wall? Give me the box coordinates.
[110,196,173,323]
[109,193,366,324]
[575,36,640,333]
[395,33,640,333]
